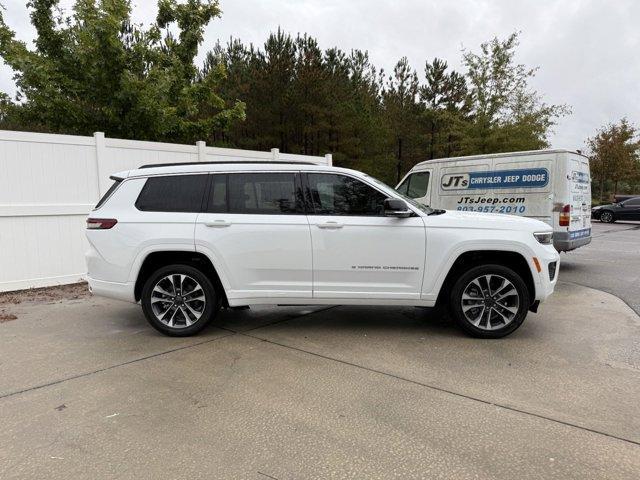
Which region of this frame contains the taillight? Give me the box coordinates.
[86,218,118,229]
[559,204,570,227]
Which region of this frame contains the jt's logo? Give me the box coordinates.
[441,173,469,190]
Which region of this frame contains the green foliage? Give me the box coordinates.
[461,33,570,154]
[209,31,568,184]
[587,119,640,200]
[0,6,569,185]
[0,0,245,142]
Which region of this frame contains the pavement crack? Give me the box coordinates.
[0,332,236,400]
[239,330,640,448]
[257,472,279,480]
[0,306,336,401]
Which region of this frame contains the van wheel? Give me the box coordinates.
[450,264,530,339]
[141,264,219,337]
[599,210,615,223]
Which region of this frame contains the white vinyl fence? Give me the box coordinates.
[0,130,332,292]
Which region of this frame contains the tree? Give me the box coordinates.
[420,58,468,159]
[0,0,245,142]
[587,119,640,201]
[381,57,421,182]
[209,31,391,178]
[461,32,569,154]
[0,15,570,186]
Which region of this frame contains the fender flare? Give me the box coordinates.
[426,240,541,302]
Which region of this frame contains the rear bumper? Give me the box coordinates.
[87,276,136,303]
[554,230,592,252]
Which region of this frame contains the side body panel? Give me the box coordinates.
[307,215,427,300]
[86,177,199,285]
[427,155,554,224]
[195,212,313,301]
[421,222,558,304]
[86,177,200,302]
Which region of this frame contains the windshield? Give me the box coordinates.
[364,174,435,215]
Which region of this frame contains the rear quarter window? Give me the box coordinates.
[135,174,208,213]
[94,179,122,210]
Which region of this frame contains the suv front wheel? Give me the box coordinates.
[450,264,530,339]
[141,264,219,336]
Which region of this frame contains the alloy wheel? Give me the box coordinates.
[150,274,206,328]
[600,211,613,223]
[460,274,520,331]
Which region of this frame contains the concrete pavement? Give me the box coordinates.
[561,221,640,314]
[1,282,639,479]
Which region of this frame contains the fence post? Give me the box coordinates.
[325,153,333,166]
[196,140,206,162]
[94,132,105,197]
[271,148,279,161]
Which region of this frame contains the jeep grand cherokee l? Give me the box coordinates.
[86,162,559,338]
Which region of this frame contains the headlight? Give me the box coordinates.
[533,232,553,245]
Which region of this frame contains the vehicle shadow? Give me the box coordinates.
[213,304,465,338]
[556,261,583,272]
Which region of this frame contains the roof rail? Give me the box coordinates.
[138,160,319,169]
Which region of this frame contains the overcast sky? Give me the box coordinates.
[1,0,638,150]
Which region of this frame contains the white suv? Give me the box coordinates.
[86,162,559,338]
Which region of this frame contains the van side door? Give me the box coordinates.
[195,172,312,303]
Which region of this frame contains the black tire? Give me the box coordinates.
[599,210,615,223]
[141,264,220,337]
[449,264,530,339]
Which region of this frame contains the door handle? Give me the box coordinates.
[204,220,231,228]
[317,221,343,229]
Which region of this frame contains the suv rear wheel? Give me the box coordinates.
[141,264,219,336]
[450,264,530,339]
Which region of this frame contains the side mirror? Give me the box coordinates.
[384,198,412,218]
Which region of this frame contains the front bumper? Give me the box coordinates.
[532,245,560,303]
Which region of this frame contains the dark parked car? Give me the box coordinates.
[592,197,640,223]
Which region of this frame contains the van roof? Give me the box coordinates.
[410,149,588,169]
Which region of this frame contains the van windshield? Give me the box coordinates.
[365,175,434,215]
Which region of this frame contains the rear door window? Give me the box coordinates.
[227,173,302,214]
[135,174,208,212]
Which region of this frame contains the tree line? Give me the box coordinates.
[0,0,636,193]
[588,119,640,201]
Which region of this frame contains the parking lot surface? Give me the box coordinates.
[561,221,640,314]
[1,275,639,478]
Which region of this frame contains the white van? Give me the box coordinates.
[396,149,592,252]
